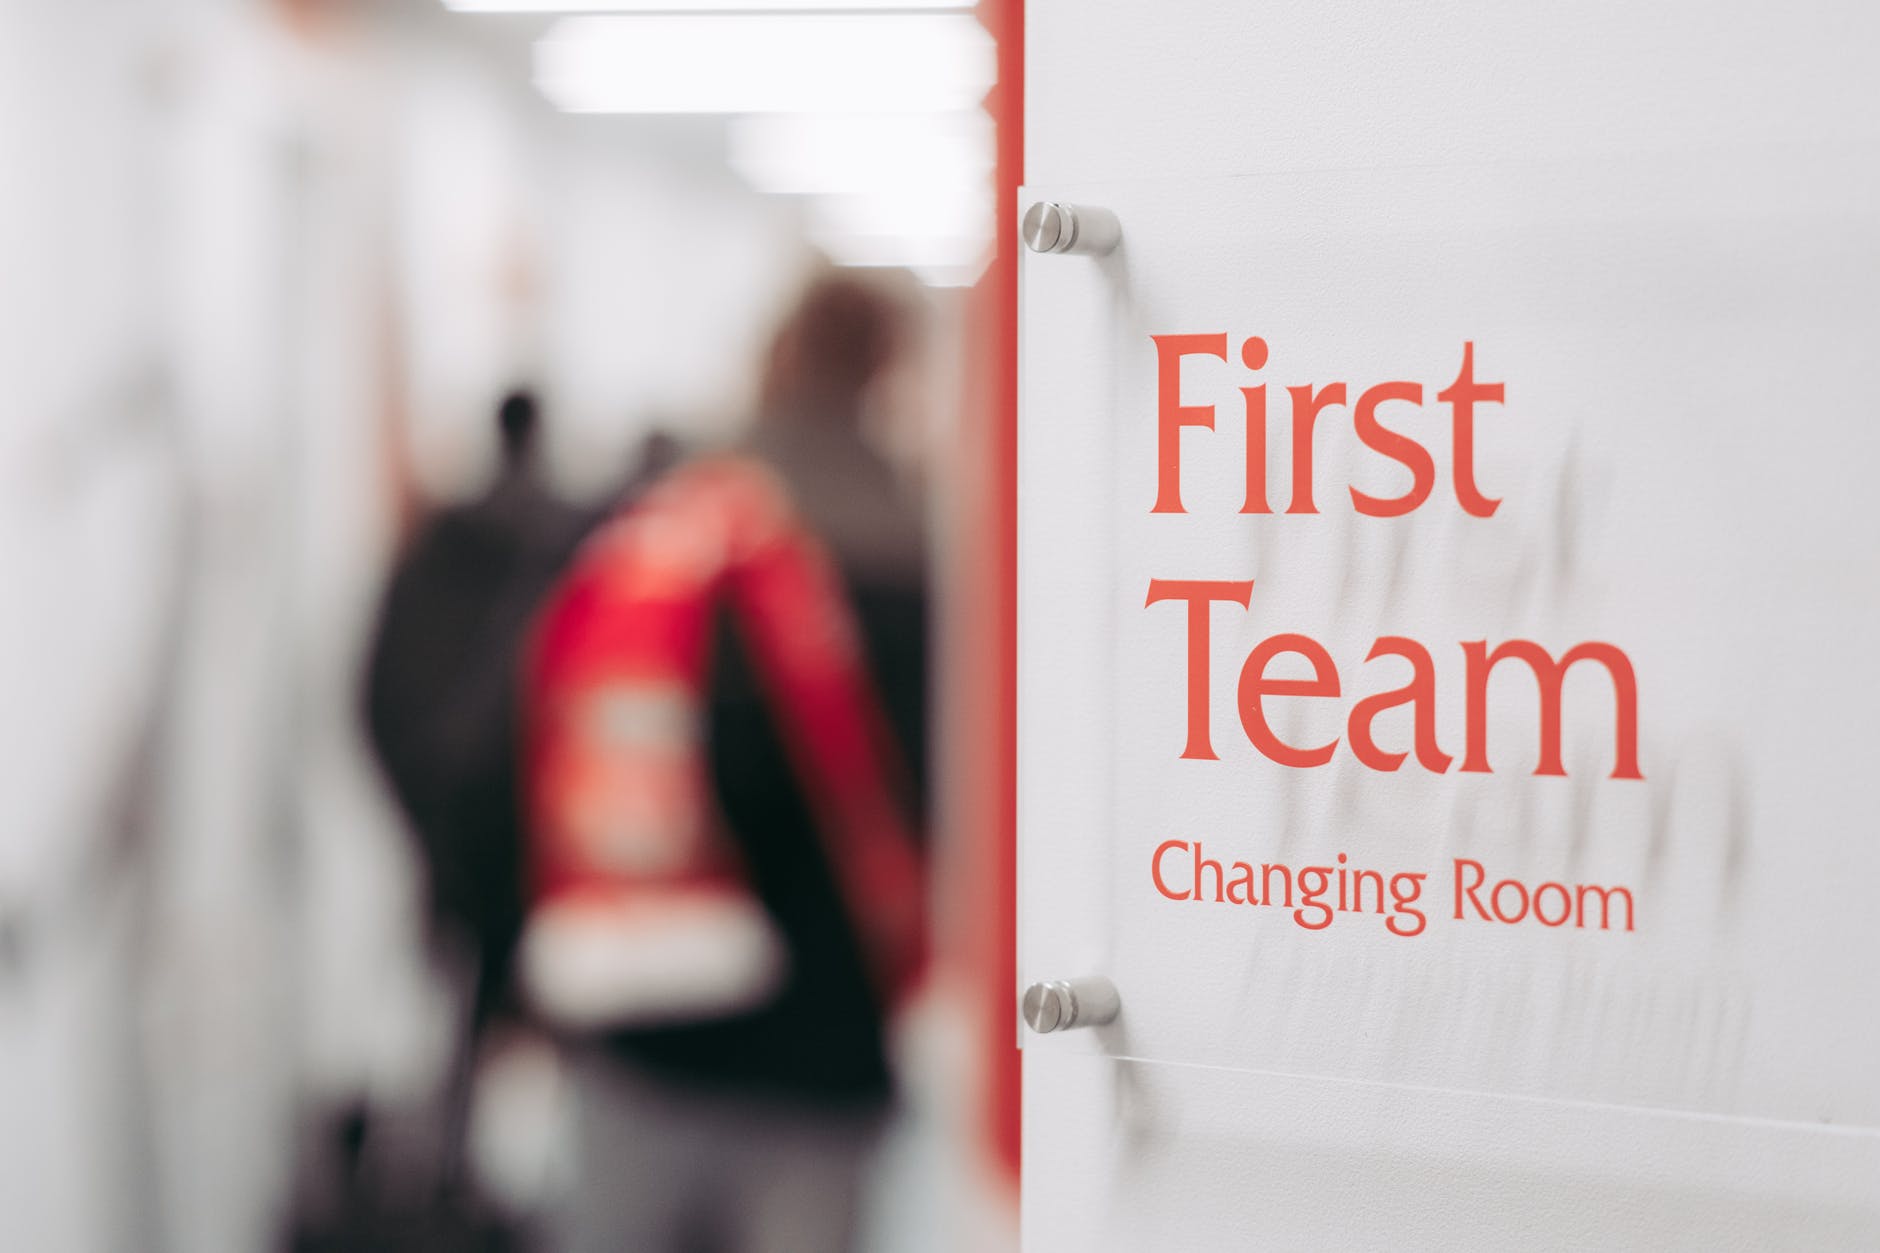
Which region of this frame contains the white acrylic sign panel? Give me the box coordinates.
[1018,147,1880,1127]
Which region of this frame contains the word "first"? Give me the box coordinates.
[1152,335,1505,517]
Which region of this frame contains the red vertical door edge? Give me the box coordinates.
[947,0,1023,1194]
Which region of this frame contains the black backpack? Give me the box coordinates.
[362,486,595,1014]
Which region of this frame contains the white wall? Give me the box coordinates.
[0,3,824,1249]
[1019,3,1880,1249]
[0,5,197,1250]
[1026,0,1880,185]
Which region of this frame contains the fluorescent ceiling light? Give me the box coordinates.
[449,1,970,12]
[821,233,987,287]
[750,117,993,286]
[804,189,990,285]
[535,14,994,114]
[727,111,992,196]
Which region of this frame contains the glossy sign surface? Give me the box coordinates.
[1017,149,1880,1126]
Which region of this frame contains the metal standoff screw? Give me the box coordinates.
[1022,975,1121,1033]
[1021,201,1121,256]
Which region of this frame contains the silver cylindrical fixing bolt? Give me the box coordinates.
[1022,975,1121,1033]
[1021,201,1121,256]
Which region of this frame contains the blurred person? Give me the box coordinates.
[365,388,592,1032]
[297,392,684,1249]
[324,389,594,1253]
[520,273,931,1253]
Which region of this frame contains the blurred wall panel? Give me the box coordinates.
[1,3,931,1250]
[0,3,188,1251]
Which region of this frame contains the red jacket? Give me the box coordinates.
[523,456,926,1030]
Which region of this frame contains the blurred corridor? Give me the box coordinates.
[0,2,1012,1250]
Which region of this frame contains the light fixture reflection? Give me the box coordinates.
[534,15,994,115]
[729,112,993,285]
